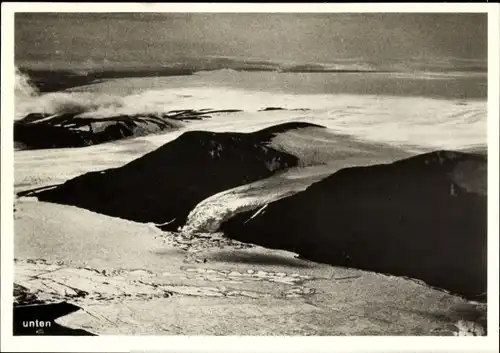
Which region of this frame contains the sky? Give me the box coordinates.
[14,13,487,70]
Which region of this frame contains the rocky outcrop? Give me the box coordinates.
[14,109,242,150]
[13,284,95,336]
[14,112,180,149]
[25,122,324,229]
[221,151,487,300]
[259,107,287,112]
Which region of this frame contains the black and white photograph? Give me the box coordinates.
[1,3,499,352]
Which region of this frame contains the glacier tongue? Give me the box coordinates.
[181,166,333,234]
